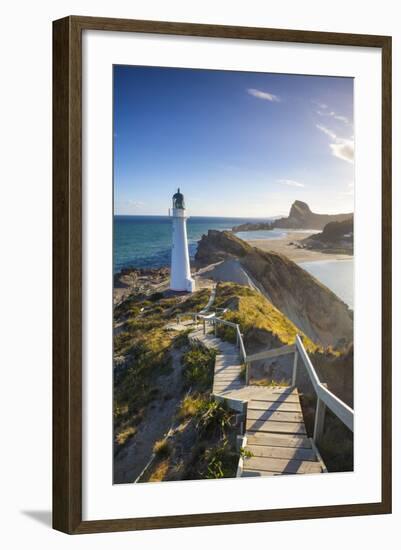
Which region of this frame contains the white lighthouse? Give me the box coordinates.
[169,189,196,293]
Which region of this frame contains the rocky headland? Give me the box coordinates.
[231,200,353,232]
[300,219,353,255]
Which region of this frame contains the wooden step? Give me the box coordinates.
[246,433,311,449]
[243,456,322,474]
[247,400,302,413]
[246,444,317,462]
[247,392,300,404]
[246,420,307,435]
[247,409,303,423]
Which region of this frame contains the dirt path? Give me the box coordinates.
[113,348,184,484]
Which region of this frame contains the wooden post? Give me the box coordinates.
[203,318,206,334]
[241,401,248,435]
[236,326,239,347]
[245,362,250,385]
[313,397,326,445]
[292,350,298,388]
[214,320,217,336]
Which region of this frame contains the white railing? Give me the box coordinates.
[179,288,353,448]
[210,316,247,364]
[244,343,296,386]
[295,334,354,442]
[243,333,354,445]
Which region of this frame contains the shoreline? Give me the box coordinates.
[245,231,353,264]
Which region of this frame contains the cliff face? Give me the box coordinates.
[195,230,353,349]
[273,200,353,230]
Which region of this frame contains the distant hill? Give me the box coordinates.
[273,200,353,230]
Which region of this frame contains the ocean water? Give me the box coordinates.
[113,215,272,273]
[299,259,354,309]
[114,216,354,309]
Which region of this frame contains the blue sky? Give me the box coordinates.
[114,65,354,217]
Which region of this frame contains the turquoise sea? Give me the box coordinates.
[113,215,273,273]
[114,215,353,308]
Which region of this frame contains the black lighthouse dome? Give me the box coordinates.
[172,188,185,209]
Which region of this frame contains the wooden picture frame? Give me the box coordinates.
[53,15,392,534]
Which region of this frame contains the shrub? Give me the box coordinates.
[148,459,169,482]
[173,330,190,349]
[153,438,171,458]
[204,441,239,479]
[115,426,137,446]
[196,399,234,438]
[177,394,207,420]
[181,345,216,391]
[216,324,237,344]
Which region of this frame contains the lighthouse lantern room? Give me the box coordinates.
[170,189,196,293]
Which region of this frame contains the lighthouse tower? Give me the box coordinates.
[169,189,196,293]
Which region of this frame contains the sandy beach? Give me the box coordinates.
[246,231,352,264]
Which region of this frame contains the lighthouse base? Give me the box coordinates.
[170,277,196,293]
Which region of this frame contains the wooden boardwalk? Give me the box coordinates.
[188,327,326,477]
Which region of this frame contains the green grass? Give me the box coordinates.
[214,282,320,353]
[113,287,218,455]
[181,345,217,392]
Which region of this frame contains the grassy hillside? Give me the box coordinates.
[213,282,320,353]
[113,286,241,483]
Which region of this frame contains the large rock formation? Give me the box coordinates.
[273,200,353,230]
[301,219,353,254]
[195,230,353,349]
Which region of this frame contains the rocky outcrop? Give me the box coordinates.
[273,200,353,230]
[232,221,273,232]
[301,219,353,254]
[195,230,353,349]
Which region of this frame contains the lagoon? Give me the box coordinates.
[299,259,354,309]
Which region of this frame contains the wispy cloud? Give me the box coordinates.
[315,102,350,124]
[278,179,305,188]
[314,101,328,110]
[316,124,354,164]
[247,88,280,102]
[332,113,349,123]
[316,124,337,140]
[128,200,145,208]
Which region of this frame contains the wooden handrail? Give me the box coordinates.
[246,343,296,363]
[295,334,354,433]
[212,317,238,328]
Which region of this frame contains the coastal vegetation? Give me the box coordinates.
[113,283,241,483]
[213,282,319,353]
[113,225,354,482]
